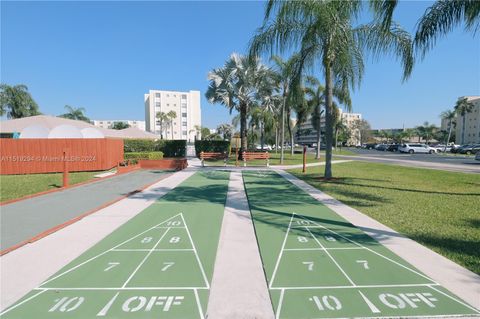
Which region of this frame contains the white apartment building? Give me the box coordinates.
[455,96,480,144]
[92,120,145,131]
[144,90,201,141]
[295,109,362,146]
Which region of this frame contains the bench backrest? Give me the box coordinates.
[200,152,228,160]
[243,152,270,160]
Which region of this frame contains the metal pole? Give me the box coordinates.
[302,145,307,174]
[63,149,69,187]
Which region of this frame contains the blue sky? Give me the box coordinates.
[1,1,479,129]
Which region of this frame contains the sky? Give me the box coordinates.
[1,1,479,130]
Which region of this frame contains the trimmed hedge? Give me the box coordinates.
[123,139,186,157]
[124,151,164,164]
[195,140,230,156]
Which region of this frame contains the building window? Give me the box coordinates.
[166,94,169,97]
[167,104,170,106]
[182,121,187,126]
[182,113,187,117]
[181,103,187,108]
[155,93,160,97]
[174,104,176,106]
[174,94,176,97]
[182,130,187,135]
[181,94,187,99]
[155,102,161,107]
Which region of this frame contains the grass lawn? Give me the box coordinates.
[288,161,480,275]
[0,171,107,202]
[203,148,356,166]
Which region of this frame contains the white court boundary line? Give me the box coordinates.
[33,287,210,291]
[428,285,480,314]
[269,213,295,289]
[0,289,47,316]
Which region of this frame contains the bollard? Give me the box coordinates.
[302,145,307,174]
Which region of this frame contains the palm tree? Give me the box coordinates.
[156,111,169,139]
[206,53,272,156]
[59,105,90,122]
[440,109,456,150]
[0,84,40,119]
[415,1,480,57]
[166,110,177,140]
[216,123,234,141]
[189,125,202,141]
[454,97,475,144]
[304,76,325,159]
[249,1,414,178]
[270,55,302,163]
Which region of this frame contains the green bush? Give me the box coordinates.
[195,140,230,156]
[123,139,186,157]
[124,151,164,164]
[163,140,186,157]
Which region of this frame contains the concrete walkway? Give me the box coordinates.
[275,169,480,310]
[1,169,172,251]
[207,172,274,319]
[0,169,196,310]
[271,159,352,170]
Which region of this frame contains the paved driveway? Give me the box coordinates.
[0,170,172,251]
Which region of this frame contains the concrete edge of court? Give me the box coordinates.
[274,169,480,311]
[0,168,198,311]
[206,171,275,319]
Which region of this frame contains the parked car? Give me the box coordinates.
[476,151,480,161]
[458,144,480,155]
[451,144,466,153]
[399,143,437,154]
[363,143,377,150]
[375,144,388,151]
[256,145,272,151]
[386,144,400,152]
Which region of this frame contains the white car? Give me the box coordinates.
[256,145,272,151]
[399,143,437,154]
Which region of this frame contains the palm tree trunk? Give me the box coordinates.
[280,94,286,164]
[462,115,466,144]
[445,120,452,151]
[275,127,278,154]
[240,103,247,158]
[286,111,293,156]
[171,122,174,140]
[315,105,321,160]
[324,61,334,179]
[260,121,265,150]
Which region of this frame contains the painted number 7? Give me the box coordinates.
[356,260,369,269]
[302,261,314,271]
[104,262,120,272]
[161,262,175,271]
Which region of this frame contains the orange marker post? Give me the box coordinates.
[63,149,69,188]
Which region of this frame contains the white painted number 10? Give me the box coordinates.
[298,236,309,243]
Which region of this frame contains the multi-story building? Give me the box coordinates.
[92,120,145,131]
[455,96,480,144]
[144,90,201,141]
[295,109,362,146]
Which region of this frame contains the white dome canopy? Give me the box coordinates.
[19,125,50,138]
[81,127,105,138]
[48,124,83,138]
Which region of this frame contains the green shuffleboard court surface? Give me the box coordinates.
[242,170,479,319]
[1,170,230,319]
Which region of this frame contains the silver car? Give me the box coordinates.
[399,143,437,154]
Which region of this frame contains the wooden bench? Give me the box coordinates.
[242,151,270,167]
[200,151,228,167]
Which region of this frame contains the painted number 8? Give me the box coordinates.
[298,236,309,243]
[141,237,153,244]
[169,237,180,244]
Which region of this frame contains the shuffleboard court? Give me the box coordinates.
[242,170,480,318]
[1,170,230,318]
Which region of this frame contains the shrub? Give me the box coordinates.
[123,139,186,157]
[195,140,230,156]
[124,151,163,164]
[163,140,186,157]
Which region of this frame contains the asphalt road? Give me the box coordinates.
[334,148,480,174]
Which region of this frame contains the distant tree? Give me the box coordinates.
[440,109,456,150]
[454,97,475,144]
[156,111,169,139]
[352,119,371,145]
[0,84,40,119]
[201,127,212,140]
[216,123,234,141]
[416,121,437,144]
[112,121,130,130]
[59,105,90,122]
[166,110,177,139]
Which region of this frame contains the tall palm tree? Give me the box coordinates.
[249,1,413,178]
[440,109,456,150]
[415,0,480,57]
[166,110,177,140]
[59,105,90,122]
[304,76,325,159]
[206,53,272,156]
[0,84,40,119]
[216,123,234,141]
[156,111,169,139]
[454,97,474,144]
[270,55,302,163]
